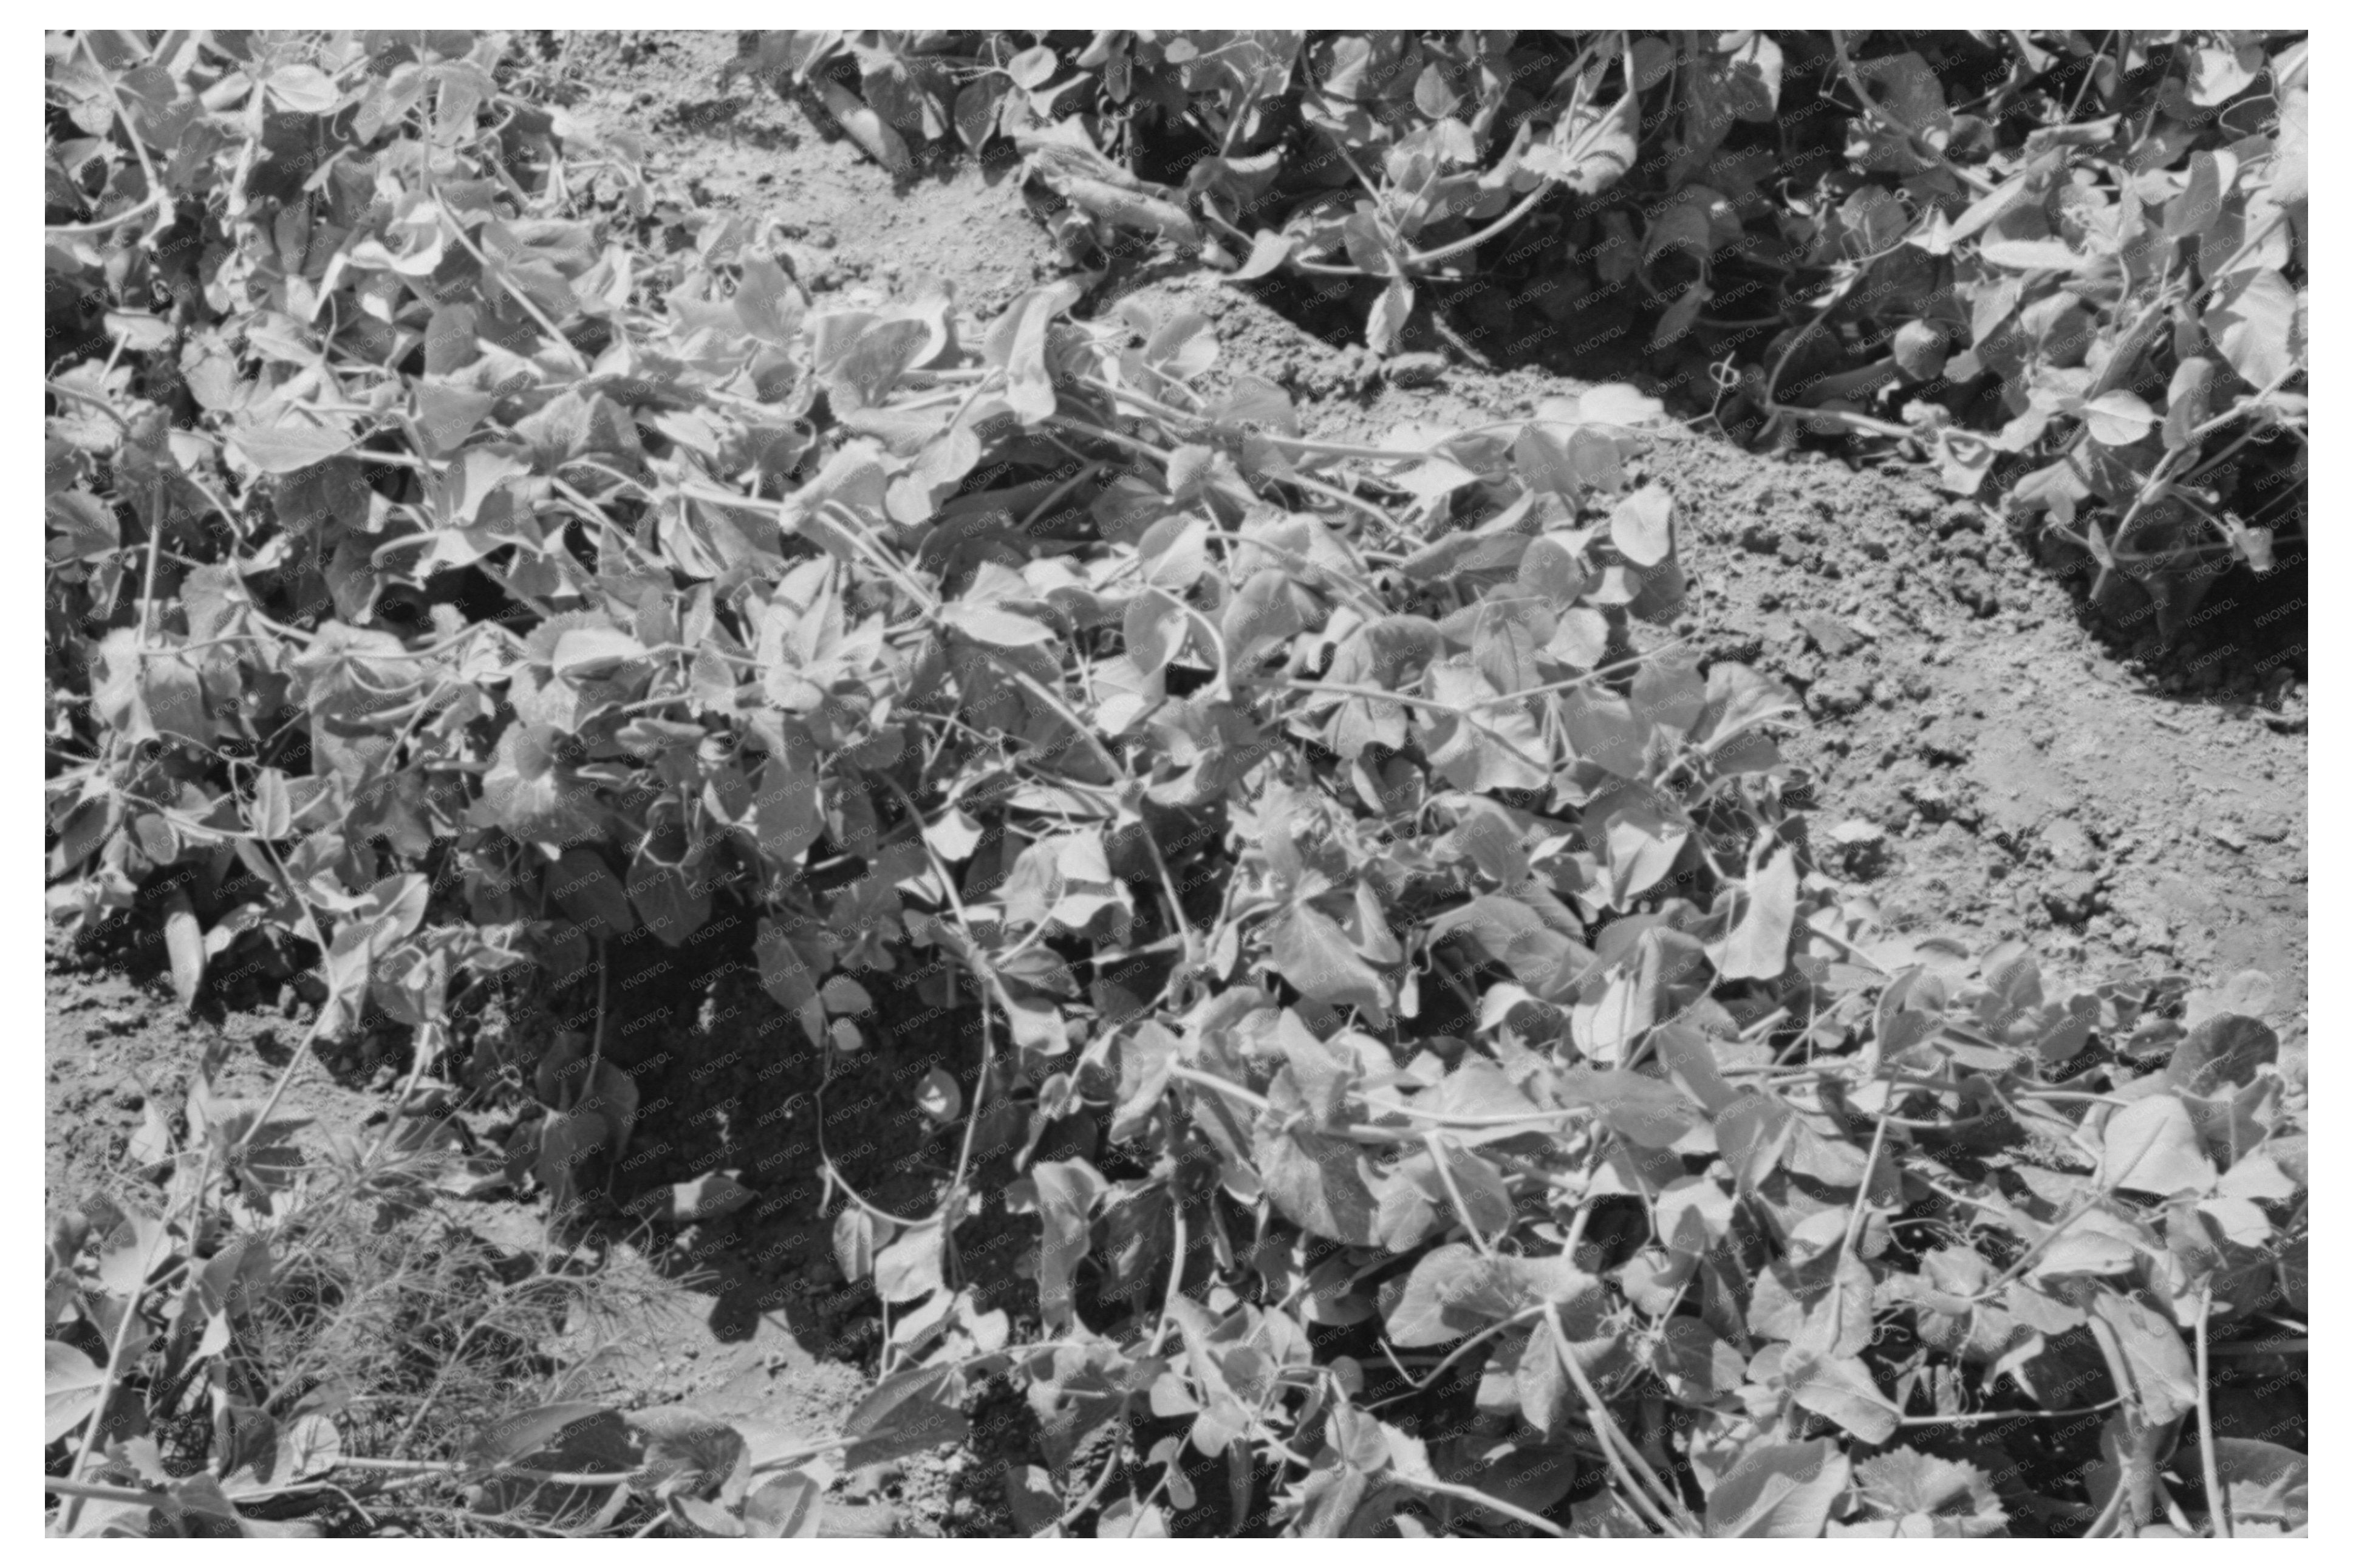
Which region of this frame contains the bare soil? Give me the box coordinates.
[44,30,2308,1536]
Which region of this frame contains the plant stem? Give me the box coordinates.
[1276,639,1677,717]
[1414,1474,1565,1536]
[46,1478,171,1510]
[1828,32,1996,196]
[1842,1111,1892,1255]
[2194,1287,2232,1538]
[46,190,166,237]
[1545,1306,1685,1535]
[60,1154,207,1527]
[1406,181,1554,268]
[1143,1186,1188,1358]
[43,379,135,431]
[234,1011,332,1164]
[1425,1132,1497,1259]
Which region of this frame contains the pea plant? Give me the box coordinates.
[764,28,2307,635]
[46,29,2306,1536]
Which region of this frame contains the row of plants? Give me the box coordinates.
[745,28,2308,639]
[45,30,2306,1535]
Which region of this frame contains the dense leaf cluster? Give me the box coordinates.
[46,30,2305,1538]
[754,28,2308,633]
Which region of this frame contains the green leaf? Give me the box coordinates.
[2081,389,2156,447]
[1256,1085,1381,1246]
[1265,902,1387,1018]
[948,73,1007,151]
[833,1206,881,1283]
[1383,1241,1486,1347]
[1557,1065,1698,1148]
[2163,356,2217,449]
[625,851,710,948]
[2031,1225,2140,1280]
[1426,1140,1514,1233]
[1098,1498,1170,1538]
[1231,228,1296,282]
[1781,1348,1901,1444]
[1030,1158,1106,1331]
[2087,1286,2199,1427]
[914,1065,962,1123]
[755,918,828,1048]
[2101,1094,2217,1198]
[1365,275,1413,356]
[1717,844,1798,980]
[1593,795,1690,907]
[1515,533,1588,607]
[161,887,204,1010]
[1221,567,1303,670]
[2201,1438,2308,1532]
[1713,1090,1795,1194]
[1122,587,1189,676]
[1693,663,1797,765]
[1561,686,1651,777]
[551,625,647,682]
[734,253,806,347]
[1384,1242,1605,1347]
[1526,87,1636,194]
[1412,1059,1548,1141]
[1429,894,1588,1000]
[1138,513,1210,590]
[2202,267,2298,390]
[745,1473,825,1538]
[1423,666,1549,794]
[1704,1438,1849,1538]
[941,601,1056,646]
[480,724,599,847]
[465,1402,630,1473]
[1005,45,1057,89]
[229,420,358,474]
[666,1172,754,1222]
[810,76,912,174]
[44,1341,103,1445]
[92,631,210,747]
[839,1365,969,1469]
[983,280,1082,424]
[1650,1318,1745,1400]
[246,768,293,841]
[265,63,343,112]
[1467,598,1551,696]
[1893,319,1948,380]
[46,490,117,562]
[872,1217,944,1304]
[751,754,824,867]
[2187,39,2263,106]
[1608,483,1675,566]
[1512,422,1608,499]
[1144,309,1218,382]
[1631,646,1706,737]
[1853,1449,2004,1535]
[2166,1013,2278,1096]
[1431,1433,1579,1524]
[549,847,636,938]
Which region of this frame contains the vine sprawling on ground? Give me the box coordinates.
[46,30,2305,1538]
[751,27,2307,640]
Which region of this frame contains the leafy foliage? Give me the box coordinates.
[44,1045,610,1537]
[41,1042,965,1539]
[747,28,2307,632]
[46,29,2306,1538]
